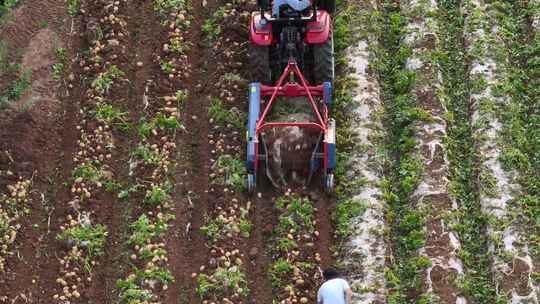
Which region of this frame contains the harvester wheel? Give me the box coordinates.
[325,173,334,194]
[249,44,272,84]
[316,0,336,14]
[313,34,334,84]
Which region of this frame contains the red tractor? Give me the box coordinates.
[246,0,336,194]
[249,0,335,85]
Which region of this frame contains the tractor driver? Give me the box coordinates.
[271,0,311,17]
[257,0,335,16]
[317,268,353,304]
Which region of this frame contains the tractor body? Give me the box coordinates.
[248,0,334,85]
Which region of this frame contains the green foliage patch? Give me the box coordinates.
[57,224,108,272]
[490,0,540,274]
[208,97,245,129]
[436,0,503,301]
[212,155,245,192]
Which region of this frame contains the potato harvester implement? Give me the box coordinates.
[246,0,336,194]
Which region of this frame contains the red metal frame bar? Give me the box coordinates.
[255,60,328,134]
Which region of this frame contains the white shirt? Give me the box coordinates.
[317,278,350,304]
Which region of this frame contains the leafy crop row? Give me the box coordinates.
[53,0,130,301]
[463,0,540,300]
[331,0,387,300]
[402,0,467,301]
[370,1,430,301]
[115,1,191,302]
[488,0,540,294]
[194,1,253,301]
[269,195,321,303]
[437,0,499,302]
[0,177,32,272]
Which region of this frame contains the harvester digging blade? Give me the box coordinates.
[307,133,324,185]
[264,117,320,188]
[260,134,280,188]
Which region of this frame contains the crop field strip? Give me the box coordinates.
[181,0,255,302]
[87,0,161,301]
[343,0,540,302]
[50,0,138,302]
[114,0,190,303]
[436,0,539,302]
[157,0,209,303]
[464,0,539,300]
[403,0,465,301]
[0,0,539,303]
[366,0,432,301]
[330,0,388,302]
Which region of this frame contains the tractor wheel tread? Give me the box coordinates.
[316,0,335,14]
[249,44,271,84]
[313,35,334,84]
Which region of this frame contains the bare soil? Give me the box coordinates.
[0,0,81,303]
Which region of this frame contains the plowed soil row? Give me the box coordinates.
[0,0,66,94]
[0,1,338,303]
[166,0,213,301]
[0,1,83,303]
[86,0,168,302]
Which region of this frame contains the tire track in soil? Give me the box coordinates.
[0,1,82,302]
[245,187,278,303]
[85,0,164,302]
[311,191,335,269]
[0,0,65,92]
[165,0,212,302]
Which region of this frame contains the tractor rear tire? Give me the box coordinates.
[313,34,334,85]
[316,0,336,14]
[249,44,272,85]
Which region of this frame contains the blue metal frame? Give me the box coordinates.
[323,81,332,107]
[246,83,261,174]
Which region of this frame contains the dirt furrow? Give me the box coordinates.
[245,193,276,302]
[313,193,334,268]
[164,0,213,301]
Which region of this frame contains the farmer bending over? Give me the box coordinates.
[317,268,352,304]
